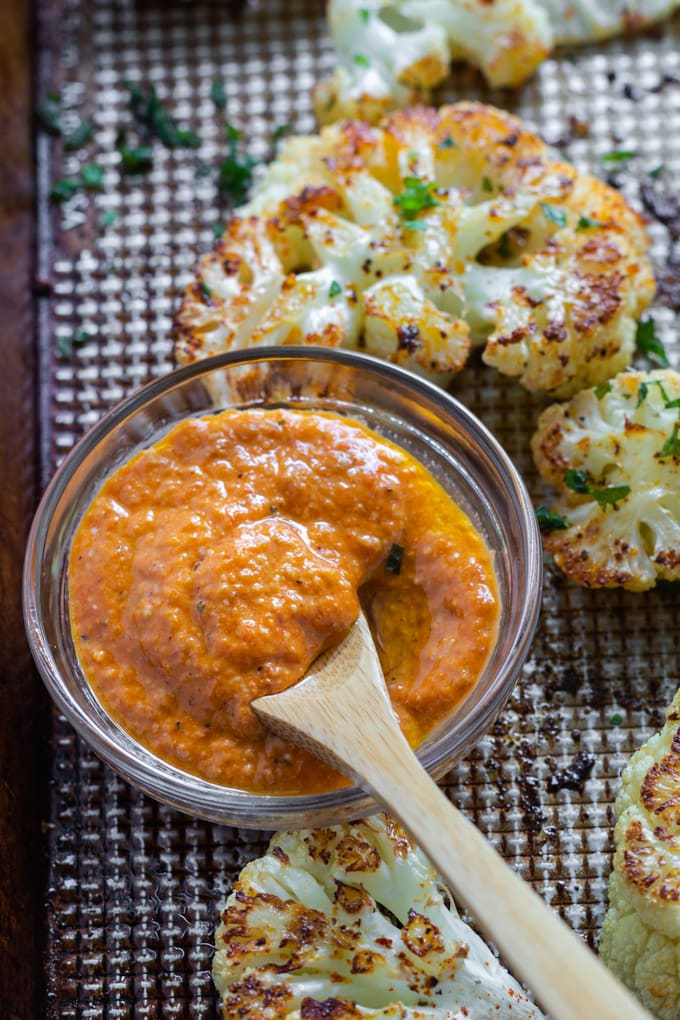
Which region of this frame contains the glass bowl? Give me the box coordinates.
[23,348,542,828]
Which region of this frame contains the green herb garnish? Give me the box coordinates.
[636,379,680,408]
[601,150,636,164]
[594,381,611,399]
[56,329,90,357]
[199,280,213,302]
[393,176,440,223]
[565,469,630,509]
[127,83,200,149]
[359,7,370,21]
[610,713,623,726]
[119,144,154,173]
[536,506,569,532]
[80,163,104,190]
[64,119,93,151]
[482,176,493,193]
[36,93,62,135]
[272,123,291,148]
[577,214,604,230]
[636,318,669,366]
[329,280,342,299]
[438,135,455,150]
[541,203,567,228]
[353,54,370,68]
[658,423,680,459]
[100,209,117,228]
[50,178,79,202]
[385,543,404,575]
[210,80,227,110]
[218,153,258,203]
[211,222,225,239]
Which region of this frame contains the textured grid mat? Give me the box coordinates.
[36,0,680,1015]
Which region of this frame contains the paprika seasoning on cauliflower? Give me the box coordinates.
[175,103,654,398]
[213,813,546,1019]
[532,369,680,591]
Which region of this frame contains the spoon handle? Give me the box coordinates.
[254,614,652,1020]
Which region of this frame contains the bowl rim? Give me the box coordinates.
[23,346,543,826]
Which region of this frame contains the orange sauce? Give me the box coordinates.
[69,409,499,794]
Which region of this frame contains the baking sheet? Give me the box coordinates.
[35,0,680,1014]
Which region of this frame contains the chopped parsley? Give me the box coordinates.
[199,280,213,301]
[359,7,371,21]
[536,506,569,532]
[50,178,79,202]
[119,144,153,174]
[636,378,680,408]
[601,150,636,164]
[218,121,258,203]
[272,123,291,148]
[482,176,493,193]
[541,203,567,228]
[393,176,440,223]
[353,54,370,68]
[211,222,225,238]
[36,93,62,135]
[210,80,227,110]
[649,164,665,179]
[80,163,104,190]
[564,469,630,509]
[328,280,342,299]
[594,381,611,399]
[56,329,90,357]
[438,135,455,150]
[64,119,93,151]
[126,83,200,149]
[100,209,117,228]
[576,214,605,230]
[610,713,623,727]
[385,543,404,575]
[636,318,669,367]
[658,423,680,459]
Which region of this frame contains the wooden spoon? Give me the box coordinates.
[253,610,652,1020]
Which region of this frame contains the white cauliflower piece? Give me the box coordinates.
[313,0,551,124]
[541,0,680,44]
[314,0,680,125]
[176,103,654,395]
[213,813,545,1019]
[532,369,680,590]
[600,688,680,1018]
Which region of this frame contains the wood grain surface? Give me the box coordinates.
[0,3,47,1018]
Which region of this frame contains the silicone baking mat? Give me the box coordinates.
[35,0,680,1014]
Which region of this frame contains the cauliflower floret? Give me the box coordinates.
[541,0,680,44]
[314,1,680,125]
[176,103,654,395]
[213,813,545,1019]
[532,369,680,590]
[313,0,551,124]
[600,688,680,1018]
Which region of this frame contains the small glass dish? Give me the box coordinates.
[23,348,542,828]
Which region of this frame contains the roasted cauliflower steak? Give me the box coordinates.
[176,103,654,395]
[314,0,680,121]
[532,369,680,590]
[213,813,545,1019]
[600,687,680,1019]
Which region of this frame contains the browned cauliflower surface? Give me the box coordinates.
[532,369,680,590]
[175,103,654,396]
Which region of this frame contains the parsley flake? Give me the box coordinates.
[359,7,371,21]
[64,119,93,151]
[211,222,225,239]
[636,318,669,366]
[127,83,200,149]
[482,176,493,193]
[536,506,569,532]
[100,209,117,228]
[565,469,630,508]
[57,329,90,358]
[658,423,680,459]
[210,80,227,110]
[577,214,605,230]
[36,94,62,135]
[353,54,370,68]
[385,543,404,575]
[199,280,213,302]
[438,135,455,150]
[594,381,611,399]
[393,176,440,223]
[119,144,153,174]
[329,280,342,299]
[80,163,104,190]
[50,178,79,202]
[610,713,623,727]
[218,153,258,203]
[272,123,291,148]
[541,203,567,228]
[601,150,637,164]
